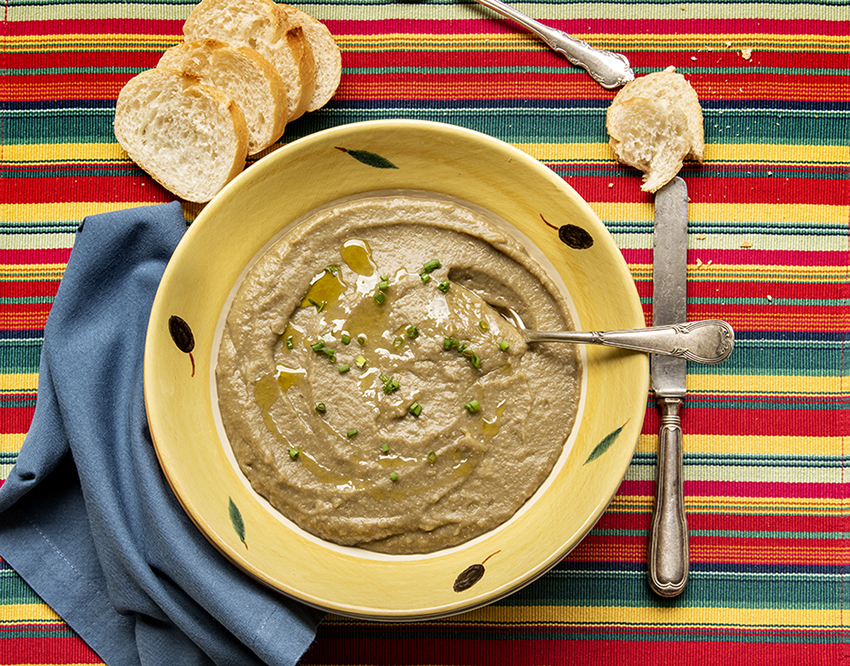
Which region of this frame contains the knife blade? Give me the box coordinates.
[649,176,690,597]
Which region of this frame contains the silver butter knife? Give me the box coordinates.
[470,0,635,89]
[649,176,690,597]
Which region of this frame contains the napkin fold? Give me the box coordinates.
[0,202,324,666]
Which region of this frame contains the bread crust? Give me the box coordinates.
[279,4,341,111]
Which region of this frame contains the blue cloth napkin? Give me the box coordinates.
[0,202,324,665]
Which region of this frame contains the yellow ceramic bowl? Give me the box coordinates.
[144,119,647,620]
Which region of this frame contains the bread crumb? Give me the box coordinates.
[691,56,697,61]
[766,294,773,302]
[608,182,614,188]
[696,258,703,268]
[664,65,677,73]
[740,240,753,248]
[696,233,707,240]
[740,47,753,60]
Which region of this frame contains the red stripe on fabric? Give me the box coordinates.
[329,18,850,36]
[7,19,182,35]
[6,177,172,205]
[620,479,845,499]
[0,407,35,435]
[0,637,102,664]
[301,636,839,666]
[643,407,841,437]
[0,249,72,265]
[568,178,850,207]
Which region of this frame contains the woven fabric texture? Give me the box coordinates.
[1,0,848,664]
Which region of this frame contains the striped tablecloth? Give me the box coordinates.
[2,0,848,663]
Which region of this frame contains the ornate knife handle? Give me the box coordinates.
[471,0,635,89]
[649,397,689,597]
[525,320,735,365]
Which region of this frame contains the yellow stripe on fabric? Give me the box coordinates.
[609,494,847,516]
[0,373,38,391]
[465,603,843,629]
[627,262,847,283]
[592,202,849,226]
[636,433,844,457]
[5,202,159,223]
[0,264,66,280]
[0,433,27,453]
[515,142,848,165]
[5,34,181,53]
[4,143,126,162]
[0,603,62,622]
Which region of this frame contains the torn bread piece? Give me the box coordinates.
[607,69,704,192]
[114,67,248,203]
[158,39,288,155]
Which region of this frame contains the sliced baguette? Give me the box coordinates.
[607,70,704,192]
[158,39,288,154]
[114,67,248,203]
[279,4,341,111]
[183,0,316,121]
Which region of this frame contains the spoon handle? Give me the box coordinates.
[471,0,635,89]
[524,320,735,364]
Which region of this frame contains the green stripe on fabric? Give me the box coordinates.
[0,340,43,374]
[499,568,845,610]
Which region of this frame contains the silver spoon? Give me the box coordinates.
[498,307,734,365]
[470,0,635,89]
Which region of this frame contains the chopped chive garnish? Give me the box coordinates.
[393,336,404,348]
[382,377,400,394]
[457,342,467,353]
[438,280,450,293]
[374,291,386,305]
[324,265,339,276]
[338,363,350,373]
[355,355,367,368]
[315,401,326,413]
[381,443,390,453]
[406,325,419,338]
[380,273,389,281]
[389,472,399,482]
[378,280,389,291]
[498,340,510,351]
[341,334,351,345]
[409,402,422,417]
[347,429,358,438]
[310,340,325,352]
[422,259,441,274]
[464,400,481,414]
[285,335,294,349]
[379,372,389,383]
[478,320,489,332]
[320,347,336,361]
[288,448,300,460]
[357,335,366,345]
[465,351,482,369]
[420,273,432,284]
[443,337,452,350]
[427,450,437,464]
[307,298,326,312]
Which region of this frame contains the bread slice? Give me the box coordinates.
[183,0,316,121]
[279,5,341,111]
[114,67,248,203]
[158,39,288,154]
[607,70,704,192]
